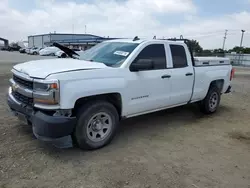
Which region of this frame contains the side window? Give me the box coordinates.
[134,44,167,70]
[170,45,188,68]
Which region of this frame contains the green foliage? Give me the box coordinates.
[187,39,203,53]
[227,46,250,54]
[185,38,250,55]
[213,48,224,53]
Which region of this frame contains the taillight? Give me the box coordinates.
[230,68,235,81]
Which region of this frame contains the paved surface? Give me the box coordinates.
[0,51,250,188]
[0,51,55,64]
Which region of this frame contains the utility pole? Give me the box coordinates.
[238,30,246,65]
[240,30,245,48]
[222,29,228,50]
[85,25,87,34]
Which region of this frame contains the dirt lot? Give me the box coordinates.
[0,59,250,187]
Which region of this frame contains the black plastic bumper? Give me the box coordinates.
[7,94,76,141]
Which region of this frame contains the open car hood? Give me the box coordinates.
[53,42,79,58]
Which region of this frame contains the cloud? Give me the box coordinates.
[174,11,250,49]
[0,0,249,49]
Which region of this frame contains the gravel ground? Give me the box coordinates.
[0,52,250,188]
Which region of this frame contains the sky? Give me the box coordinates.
[0,0,250,49]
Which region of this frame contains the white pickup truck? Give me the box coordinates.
[7,38,233,150]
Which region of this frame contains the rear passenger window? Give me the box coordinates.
[134,44,166,70]
[170,45,188,68]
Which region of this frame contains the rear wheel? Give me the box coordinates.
[74,101,119,150]
[33,51,38,55]
[200,86,221,114]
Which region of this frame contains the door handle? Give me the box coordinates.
[185,73,193,76]
[161,75,171,79]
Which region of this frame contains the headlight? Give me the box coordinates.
[33,81,58,91]
[33,79,59,105]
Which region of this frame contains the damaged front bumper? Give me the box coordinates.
[7,90,76,148]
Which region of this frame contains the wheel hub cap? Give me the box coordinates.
[86,112,112,142]
[92,120,103,131]
[209,92,218,109]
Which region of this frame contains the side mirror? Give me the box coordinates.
[130,59,153,72]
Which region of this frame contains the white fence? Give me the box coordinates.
[225,53,250,66]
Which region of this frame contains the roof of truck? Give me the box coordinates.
[105,38,184,44]
[104,38,145,43]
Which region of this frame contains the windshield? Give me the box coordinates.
[79,42,139,66]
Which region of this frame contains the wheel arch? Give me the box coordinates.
[73,93,122,118]
[209,79,225,93]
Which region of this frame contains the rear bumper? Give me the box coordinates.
[7,93,76,147]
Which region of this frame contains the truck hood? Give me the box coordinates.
[13,59,108,79]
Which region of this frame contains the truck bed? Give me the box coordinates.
[192,64,232,102]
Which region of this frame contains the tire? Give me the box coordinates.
[74,100,119,150]
[61,53,67,58]
[200,86,221,114]
[33,51,38,55]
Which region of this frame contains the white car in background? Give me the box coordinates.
[55,50,66,58]
[25,48,32,54]
[29,47,43,55]
[39,47,60,56]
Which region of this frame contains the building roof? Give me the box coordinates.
[44,37,121,45]
[28,33,104,38]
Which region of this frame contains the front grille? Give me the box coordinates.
[13,75,33,90]
[12,91,33,106]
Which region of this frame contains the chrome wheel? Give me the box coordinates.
[209,92,218,110]
[86,112,112,142]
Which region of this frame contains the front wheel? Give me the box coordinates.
[200,86,221,114]
[74,101,119,150]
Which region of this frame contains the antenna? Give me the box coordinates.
[133,36,140,41]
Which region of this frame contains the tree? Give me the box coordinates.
[243,48,250,54]
[201,49,213,56]
[227,46,250,54]
[186,39,203,53]
[228,46,244,53]
[213,48,225,54]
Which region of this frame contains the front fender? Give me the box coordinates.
[59,77,126,109]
